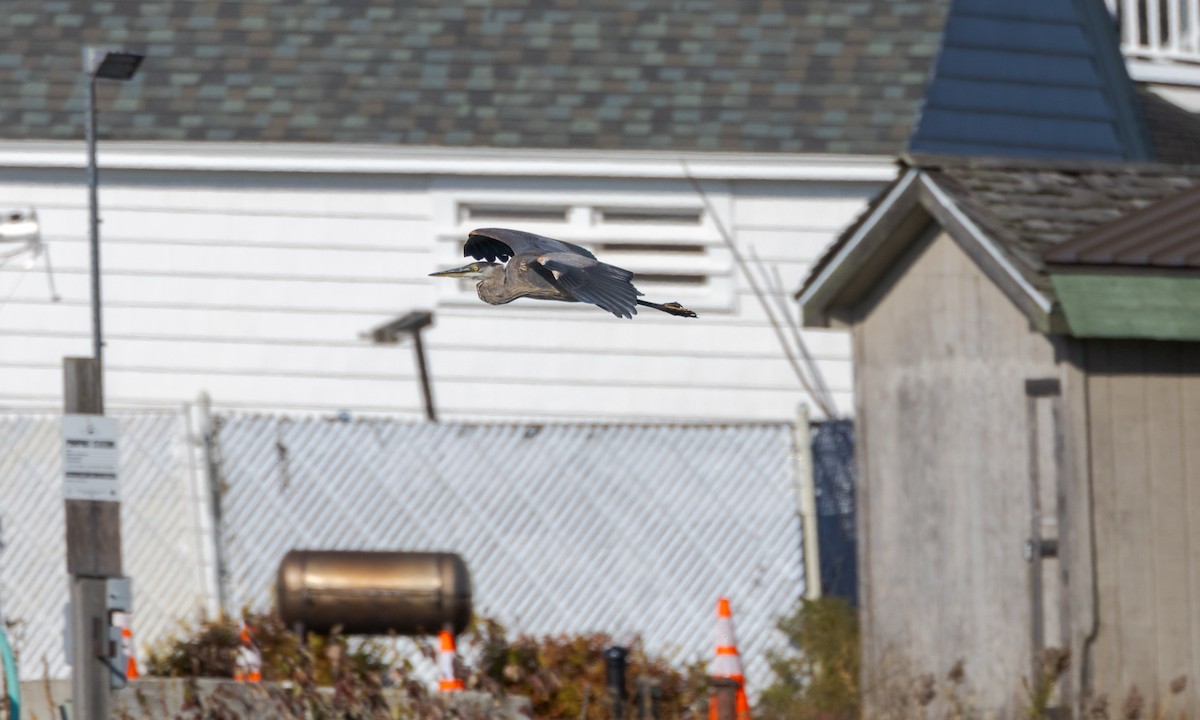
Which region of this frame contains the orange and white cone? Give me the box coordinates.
[234,625,263,682]
[437,629,464,692]
[112,611,139,680]
[708,597,750,720]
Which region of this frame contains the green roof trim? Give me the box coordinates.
[1051,272,1200,340]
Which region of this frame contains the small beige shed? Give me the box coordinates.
[799,155,1200,718]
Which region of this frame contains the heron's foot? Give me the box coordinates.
[638,299,698,317]
[661,302,697,318]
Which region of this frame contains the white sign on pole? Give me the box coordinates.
[62,415,120,502]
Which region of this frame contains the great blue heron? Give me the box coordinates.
[430,227,698,319]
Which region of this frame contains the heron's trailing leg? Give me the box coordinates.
[637,299,698,318]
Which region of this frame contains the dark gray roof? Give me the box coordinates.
[908,0,1153,161]
[0,0,948,153]
[1136,86,1200,165]
[927,157,1200,293]
[799,156,1200,301]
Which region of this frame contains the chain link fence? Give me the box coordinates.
[0,409,811,691]
[0,411,214,679]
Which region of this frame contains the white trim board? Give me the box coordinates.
[0,141,899,182]
[796,168,919,312]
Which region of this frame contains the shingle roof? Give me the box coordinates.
[926,157,1200,294]
[1136,86,1200,165]
[0,0,948,153]
[799,156,1200,305]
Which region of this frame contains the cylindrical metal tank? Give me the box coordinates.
[277,550,471,636]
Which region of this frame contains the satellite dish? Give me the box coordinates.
[0,208,60,302]
[0,208,41,261]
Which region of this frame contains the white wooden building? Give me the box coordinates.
[0,0,945,422]
[0,144,892,420]
[4,1,1200,424]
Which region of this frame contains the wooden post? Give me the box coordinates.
[792,405,821,599]
[64,357,120,720]
[710,678,739,720]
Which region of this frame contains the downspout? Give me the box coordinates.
[1078,342,1100,706]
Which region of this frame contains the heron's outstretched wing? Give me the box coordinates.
[533,252,639,319]
[465,228,597,263]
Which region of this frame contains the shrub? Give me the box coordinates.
[756,597,861,720]
[145,610,708,719]
[449,616,710,720]
[144,607,398,717]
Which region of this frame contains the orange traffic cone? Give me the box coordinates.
[437,629,464,692]
[113,612,139,680]
[234,625,263,682]
[708,597,750,720]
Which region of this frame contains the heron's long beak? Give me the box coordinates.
[429,264,475,278]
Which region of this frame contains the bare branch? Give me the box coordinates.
[763,257,837,415]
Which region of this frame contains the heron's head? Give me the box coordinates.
[429,262,501,280]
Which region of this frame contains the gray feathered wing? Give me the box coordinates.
[465,227,597,263]
[532,252,640,319]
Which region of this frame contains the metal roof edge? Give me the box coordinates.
[0,141,897,181]
[798,168,921,324]
[798,168,1058,330]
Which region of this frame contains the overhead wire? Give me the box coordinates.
[681,161,836,418]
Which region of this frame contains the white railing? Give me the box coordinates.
[1109,0,1200,80]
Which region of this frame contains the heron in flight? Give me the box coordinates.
[430,228,698,319]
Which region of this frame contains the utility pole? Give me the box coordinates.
[68,46,143,720]
[64,357,122,719]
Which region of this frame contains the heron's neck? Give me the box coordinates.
[476,273,514,305]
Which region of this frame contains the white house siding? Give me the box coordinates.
[0,144,889,421]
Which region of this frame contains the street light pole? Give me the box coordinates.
[365,311,438,421]
[85,71,103,372]
[67,46,144,720]
[81,45,143,384]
